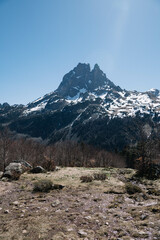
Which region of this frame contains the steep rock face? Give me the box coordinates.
[57,63,91,97]
[1,63,160,151]
[56,63,118,98]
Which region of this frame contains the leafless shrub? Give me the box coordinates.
[33,179,53,192]
[80,175,93,182]
[93,173,107,181]
[125,182,142,195]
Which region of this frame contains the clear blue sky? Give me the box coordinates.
[0,0,160,105]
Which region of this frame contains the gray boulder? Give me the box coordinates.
[17,160,32,172]
[3,163,22,180]
[30,166,46,174]
[21,160,32,169]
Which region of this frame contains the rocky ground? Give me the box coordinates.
[0,167,160,240]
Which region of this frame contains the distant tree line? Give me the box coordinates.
[0,128,126,171]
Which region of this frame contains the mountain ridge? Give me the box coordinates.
[1,63,160,151]
[20,63,160,120]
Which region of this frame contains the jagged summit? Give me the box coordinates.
[20,63,160,119]
[56,63,118,98]
[93,63,100,69]
[75,62,91,72]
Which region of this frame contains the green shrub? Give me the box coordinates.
[80,175,93,183]
[33,179,53,192]
[125,182,142,195]
[93,173,107,181]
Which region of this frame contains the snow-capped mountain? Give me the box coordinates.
[1,63,160,150]
[22,63,160,119]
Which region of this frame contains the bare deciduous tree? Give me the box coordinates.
[0,128,12,171]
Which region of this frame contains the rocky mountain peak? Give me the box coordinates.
[93,63,100,70]
[74,63,90,73]
[56,63,117,98]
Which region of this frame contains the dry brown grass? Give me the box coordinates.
[0,167,160,240]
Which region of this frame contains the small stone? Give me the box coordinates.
[4,210,9,214]
[78,230,87,237]
[51,199,60,207]
[55,209,61,213]
[84,216,92,220]
[12,201,19,206]
[67,228,74,232]
[105,222,109,225]
[141,214,148,220]
[22,230,27,234]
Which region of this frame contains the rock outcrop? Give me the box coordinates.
[3,163,23,180]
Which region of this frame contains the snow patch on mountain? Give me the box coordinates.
[23,101,47,115]
[66,88,87,103]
